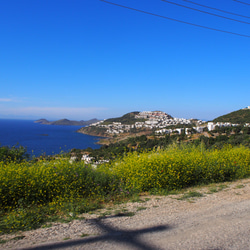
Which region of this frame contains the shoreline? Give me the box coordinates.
[76,129,111,145]
[77,128,154,146]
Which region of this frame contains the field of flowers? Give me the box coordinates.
[0,158,124,233]
[0,159,123,210]
[100,144,250,192]
[0,144,250,233]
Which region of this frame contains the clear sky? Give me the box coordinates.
[0,0,249,121]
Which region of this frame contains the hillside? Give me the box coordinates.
[213,108,250,124]
[102,111,145,125]
[77,111,175,139]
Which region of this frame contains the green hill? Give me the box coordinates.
[213,108,250,124]
[102,112,145,125]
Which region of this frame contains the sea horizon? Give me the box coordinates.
[0,119,102,157]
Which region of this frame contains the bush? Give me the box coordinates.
[105,144,250,192]
[0,145,29,163]
[0,158,122,211]
[1,143,250,233]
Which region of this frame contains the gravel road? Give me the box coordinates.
[1,178,250,250]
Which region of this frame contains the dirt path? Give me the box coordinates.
[1,178,250,250]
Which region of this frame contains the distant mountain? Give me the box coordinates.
[213,108,250,124]
[35,118,100,126]
[35,119,51,125]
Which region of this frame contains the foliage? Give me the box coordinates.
[78,129,250,162]
[0,159,123,211]
[102,112,145,125]
[0,145,29,163]
[213,109,250,124]
[100,144,250,192]
[194,132,250,149]
[77,126,107,136]
[85,134,186,161]
[0,157,129,233]
[1,143,250,234]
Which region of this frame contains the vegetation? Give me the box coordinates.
[0,145,29,163]
[213,108,250,124]
[1,142,250,234]
[102,112,146,125]
[71,126,250,162]
[0,157,127,233]
[77,126,108,137]
[99,144,250,192]
[1,109,250,236]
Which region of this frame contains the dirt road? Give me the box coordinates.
[2,178,250,250]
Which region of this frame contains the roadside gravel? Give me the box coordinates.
[1,178,250,250]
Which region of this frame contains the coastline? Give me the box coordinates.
[77,127,153,146]
[0,120,102,156]
[76,129,111,145]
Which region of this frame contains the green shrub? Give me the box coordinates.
[105,144,250,192]
[1,143,250,233]
[0,158,122,211]
[0,145,29,163]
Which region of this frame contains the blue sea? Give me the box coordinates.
[0,119,102,157]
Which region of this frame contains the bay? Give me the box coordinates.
[0,119,102,157]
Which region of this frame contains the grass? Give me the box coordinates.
[0,236,25,245]
[0,239,7,244]
[41,223,53,228]
[208,187,218,193]
[100,211,112,217]
[207,183,229,194]
[177,191,203,200]
[80,233,89,238]
[0,144,250,235]
[150,188,181,196]
[123,212,135,217]
[137,207,147,211]
[218,184,228,190]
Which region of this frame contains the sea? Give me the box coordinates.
[0,119,102,157]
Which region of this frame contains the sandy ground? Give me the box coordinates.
[1,178,250,250]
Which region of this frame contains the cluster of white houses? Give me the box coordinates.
[89,108,250,136]
[74,109,250,164]
[89,110,250,136]
[70,153,109,166]
[89,111,205,135]
[155,121,249,135]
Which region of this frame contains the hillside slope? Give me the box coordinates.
[213,108,250,124]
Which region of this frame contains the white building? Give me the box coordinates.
[193,126,204,133]
[145,120,158,125]
[174,128,184,134]
[82,154,93,163]
[207,122,216,131]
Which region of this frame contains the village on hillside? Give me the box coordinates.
[72,108,250,165]
[87,110,250,135]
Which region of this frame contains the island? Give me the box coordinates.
[34,118,100,126]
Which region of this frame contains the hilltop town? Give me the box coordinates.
[78,111,202,136]
[77,110,250,137]
[73,108,250,165]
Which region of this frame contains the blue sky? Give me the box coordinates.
[0,0,249,121]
